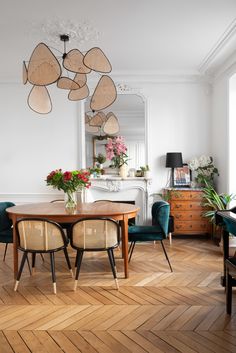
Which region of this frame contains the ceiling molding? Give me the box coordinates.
[199,18,236,75]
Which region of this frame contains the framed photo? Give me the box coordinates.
[173,164,191,187]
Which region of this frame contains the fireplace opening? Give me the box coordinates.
[110,200,136,225]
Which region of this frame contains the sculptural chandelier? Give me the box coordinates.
[23,34,117,114]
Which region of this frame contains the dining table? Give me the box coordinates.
[6,201,140,279]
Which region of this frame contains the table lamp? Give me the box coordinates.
[165,152,183,187]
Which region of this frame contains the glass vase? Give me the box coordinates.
[77,187,86,203]
[64,190,77,209]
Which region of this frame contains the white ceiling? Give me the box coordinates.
[1,0,236,82]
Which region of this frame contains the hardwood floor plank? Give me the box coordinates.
[0,331,14,353]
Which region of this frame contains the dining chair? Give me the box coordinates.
[225,257,236,314]
[128,200,173,271]
[50,199,72,237]
[0,201,15,261]
[0,202,34,274]
[14,218,73,294]
[70,217,120,290]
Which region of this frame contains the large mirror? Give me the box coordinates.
[85,93,146,172]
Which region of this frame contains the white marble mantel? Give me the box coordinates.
[87,176,153,225]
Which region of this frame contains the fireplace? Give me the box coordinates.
[87,177,153,225]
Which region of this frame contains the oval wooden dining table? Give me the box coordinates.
[6,201,140,279]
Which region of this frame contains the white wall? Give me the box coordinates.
[143,81,211,193]
[0,83,78,195]
[0,79,211,200]
[211,60,236,194]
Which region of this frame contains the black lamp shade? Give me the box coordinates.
[165,152,183,168]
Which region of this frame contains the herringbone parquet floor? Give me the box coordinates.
[0,237,235,352]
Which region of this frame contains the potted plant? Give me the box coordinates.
[105,136,129,177]
[94,153,106,169]
[202,182,236,247]
[140,165,151,178]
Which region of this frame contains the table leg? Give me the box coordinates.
[121,214,129,278]
[12,215,18,279]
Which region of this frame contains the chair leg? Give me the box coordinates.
[110,248,117,274]
[14,252,28,291]
[31,253,36,274]
[40,253,44,262]
[161,240,173,272]
[26,254,32,275]
[168,232,172,245]
[128,242,136,262]
[226,267,232,315]
[49,252,57,294]
[3,243,8,261]
[107,249,119,289]
[74,250,84,291]
[63,248,73,277]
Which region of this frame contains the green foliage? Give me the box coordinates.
[202,182,236,222]
[95,153,106,164]
[140,165,150,172]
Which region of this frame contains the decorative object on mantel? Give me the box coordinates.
[46,169,91,209]
[165,152,183,187]
[105,136,129,177]
[23,33,117,114]
[188,155,219,187]
[140,165,151,178]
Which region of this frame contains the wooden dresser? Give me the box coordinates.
[167,188,211,235]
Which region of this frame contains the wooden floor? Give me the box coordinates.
[0,237,236,352]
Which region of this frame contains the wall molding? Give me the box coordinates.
[199,18,236,76]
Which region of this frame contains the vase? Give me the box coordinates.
[119,164,128,178]
[77,187,86,203]
[64,190,77,209]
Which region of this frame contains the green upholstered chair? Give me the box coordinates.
[128,200,173,271]
[226,257,236,314]
[0,201,15,260]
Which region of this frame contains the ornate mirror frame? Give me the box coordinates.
[77,84,149,170]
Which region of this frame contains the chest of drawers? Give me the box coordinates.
[167,189,211,235]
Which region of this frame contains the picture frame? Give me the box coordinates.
[173,163,191,187]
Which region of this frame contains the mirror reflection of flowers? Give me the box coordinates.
[188,155,219,186]
[105,136,129,168]
[46,169,91,192]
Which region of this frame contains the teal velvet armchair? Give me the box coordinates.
[0,201,15,260]
[128,200,173,271]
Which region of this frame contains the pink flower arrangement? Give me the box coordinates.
[46,169,91,192]
[105,136,129,168]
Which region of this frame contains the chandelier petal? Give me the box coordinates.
[83,47,112,73]
[68,84,89,101]
[74,73,87,88]
[89,113,104,127]
[85,123,100,133]
[90,75,117,111]
[27,43,61,86]
[27,85,52,114]
[57,77,80,90]
[63,49,91,74]
[103,112,120,135]
[23,61,28,85]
